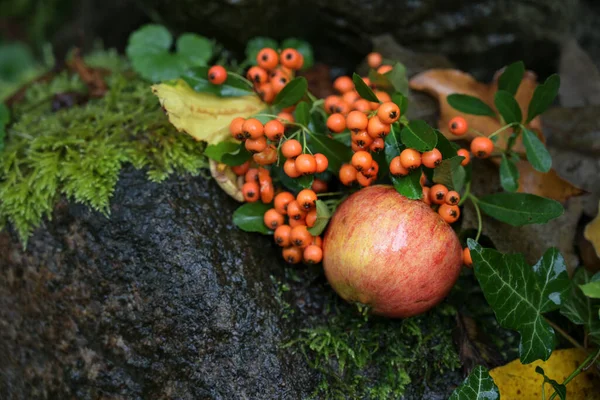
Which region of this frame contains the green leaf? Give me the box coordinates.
[273,77,308,109]
[221,143,252,166]
[182,66,254,97]
[308,200,331,236]
[275,162,313,193]
[245,37,278,65]
[468,240,570,363]
[498,61,525,96]
[400,120,437,152]
[0,103,10,125]
[433,156,466,191]
[233,202,273,235]
[391,92,409,116]
[447,94,496,118]
[535,366,566,400]
[204,141,240,162]
[176,33,213,66]
[527,74,560,123]
[352,73,379,103]
[369,63,409,95]
[126,24,172,58]
[0,126,5,152]
[448,365,499,400]
[560,268,600,346]
[522,128,551,173]
[384,124,404,163]
[308,133,353,173]
[281,38,314,70]
[499,154,519,192]
[477,192,563,226]
[580,276,600,299]
[434,130,458,159]
[391,169,422,200]
[295,101,310,126]
[494,90,522,124]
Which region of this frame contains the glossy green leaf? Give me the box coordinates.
[0,103,10,125]
[527,74,560,123]
[308,200,331,236]
[435,130,458,159]
[468,240,570,363]
[233,202,273,235]
[448,365,499,400]
[204,141,239,162]
[273,77,308,109]
[499,154,519,192]
[352,73,379,103]
[221,143,252,166]
[391,92,409,116]
[176,33,213,66]
[308,132,353,173]
[295,101,310,126]
[182,66,254,97]
[384,124,404,163]
[560,268,600,346]
[447,94,496,118]
[494,90,522,124]
[498,61,525,96]
[281,38,314,70]
[391,169,422,200]
[369,63,409,95]
[535,367,566,400]
[477,192,563,226]
[580,275,600,299]
[400,120,437,151]
[245,37,278,65]
[433,156,466,191]
[522,128,552,173]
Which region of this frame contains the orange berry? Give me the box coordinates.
[449,116,468,136]
[389,156,409,176]
[438,204,460,224]
[342,91,360,105]
[361,77,373,88]
[333,76,355,94]
[351,151,373,171]
[336,101,351,115]
[311,178,328,193]
[306,209,317,228]
[314,153,329,173]
[289,217,306,228]
[375,91,392,104]
[277,111,295,124]
[208,65,227,84]
[231,161,250,176]
[282,246,303,264]
[399,148,422,170]
[295,154,317,175]
[362,161,379,179]
[356,171,373,187]
[245,136,267,153]
[326,113,346,133]
[353,99,372,113]
[420,172,427,186]
[283,158,301,178]
[324,95,342,114]
[351,142,363,153]
[242,118,264,139]
[430,184,448,205]
[367,115,391,138]
[351,130,373,149]
[257,48,279,70]
[377,65,393,74]
[229,117,246,140]
[377,101,400,124]
[264,208,285,229]
[260,182,274,204]
[367,52,383,69]
[421,148,442,168]
[463,247,473,267]
[253,145,278,165]
[274,225,292,247]
[256,83,275,103]
[245,168,259,183]
[346,110,369,132]
[445,190,460,205]
[422,186,431,205]
[297,189,317,210]
[457,149,471,166]
[339,163,358,186]
[274,192,295,215]
[242,181,259,202]
[370,138,385,153]
[303,245,323,264]
[271,75,289,93]
[311,235,323,248]
[247,66,268,84]
[290,225,312,247]
[471,137,494,158]
[264,119,285,141]
[287,200,307,221]
[280,48,303,70]
[281,139,302,159]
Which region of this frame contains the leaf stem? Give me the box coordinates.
[458,181,471,206]
[543,317,583,349]
[548,348,600,400]
[316,192,345,197]
[468,195,483,242]
[487,123,516,139]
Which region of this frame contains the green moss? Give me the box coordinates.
[1,51,206,244]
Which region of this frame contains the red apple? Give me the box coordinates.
[323,185,462,318]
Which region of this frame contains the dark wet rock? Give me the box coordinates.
[0,167,318,399]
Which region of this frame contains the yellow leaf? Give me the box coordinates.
[209,159,244,203]
[489,348,600,399]
[585,201,600,258]
[151,80,266,145]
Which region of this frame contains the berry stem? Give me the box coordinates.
[458,181,471,206]
[468,195,483,242]
[487,123,516,139]
[316,192,345,197]
[548,348,600,400]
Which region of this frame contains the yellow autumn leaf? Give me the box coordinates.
[584,201,600,258]
[151,80,266,145]
[489,348,600,399]
[209,159,244,203]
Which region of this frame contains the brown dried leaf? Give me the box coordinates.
[453,313,503,375]
[584,201,600,259]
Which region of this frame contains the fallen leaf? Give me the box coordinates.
[410,68,583,201]
[68,48,109,98]
[453,313,503,374]
[585,201,600,258]
[489,348,600,399]
[209,159,244,202]
[152,79,265,145]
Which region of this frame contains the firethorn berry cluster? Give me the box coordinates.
[280,139,329,178]
[238,166,275,204]
[448,116,495,159]
[229,117,281,165]
[250,47,304,103]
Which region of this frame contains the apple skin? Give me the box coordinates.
[323,185,462,318]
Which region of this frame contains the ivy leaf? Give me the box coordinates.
[535,367,566,400]
[498,61,525,96]
[281,38,314,70]
[295,101,310,126]
[352,73,379,103]
[580,275,600,299]
[494,90,522,124]
[273,77,308,109]
[499,154,519,192]
[391,92,409,116]
[433,156,465,191]
[560,268,600,346]
[182,66,254,97]
[233,202,273,235]
[400,120,437,151]
[522,128,552,173]
[308,200,331,236]
[204,141,239,162]
[468,240,570,363]
[434,130,458,159]
[0,103,10,125]
[308,132,353,173]
[391,169,422,200]
[447,94,496,118]
[448,365,499,400]
[477,192,563,226]
[527,74,560,123]
[245,37,278,65]
[384,124,404,163]
[176,33,214,66]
